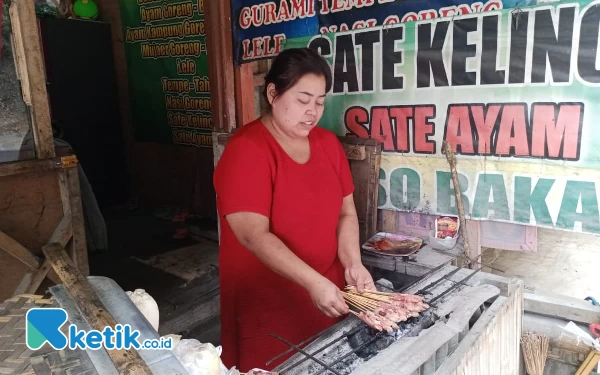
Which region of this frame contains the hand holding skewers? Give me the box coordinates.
[307,276,349,318]
[342,286,429,332]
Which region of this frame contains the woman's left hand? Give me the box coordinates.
[344,264,376,293]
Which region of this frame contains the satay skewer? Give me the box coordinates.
[345,286,392,295]
[345,286,425,302]
[345,300,369,311]
[342,293,379,309]
[343,296,377,311]
[341,291,379,303]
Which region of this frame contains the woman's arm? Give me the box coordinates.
[337,194,362,268]
[226,211,349,317]
[337,194,376,292]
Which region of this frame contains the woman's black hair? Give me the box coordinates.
[263,48,332,106]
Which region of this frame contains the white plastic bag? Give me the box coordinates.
[559,321,600,350]
[172,339,223,375]
[162,334,182,349]
[220,362,240,375]
[126,289,160,332]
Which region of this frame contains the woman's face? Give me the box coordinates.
[267,73,327,139]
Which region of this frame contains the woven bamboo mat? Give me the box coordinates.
[0,294,98,375]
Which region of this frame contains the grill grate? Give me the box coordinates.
[270,263,482,375]
[271,324,386,375]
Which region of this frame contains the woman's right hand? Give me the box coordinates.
[306,276,349,318]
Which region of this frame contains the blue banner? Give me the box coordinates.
[231,0,535,65]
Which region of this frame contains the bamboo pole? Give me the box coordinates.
[43,243,153,375]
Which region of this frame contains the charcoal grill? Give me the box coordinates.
[270,245,524,375]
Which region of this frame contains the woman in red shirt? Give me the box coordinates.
[213,48,376,372]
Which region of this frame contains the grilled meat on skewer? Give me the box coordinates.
[357,311,383,331]
[390,293,424,304]
[355,310,401,332]
[374,306,407,323]
[366,310,399,332]
[375,308,402,323]
[387,300,427,313]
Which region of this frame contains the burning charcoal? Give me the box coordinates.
[374,334,397,351]
[348,328,378,359]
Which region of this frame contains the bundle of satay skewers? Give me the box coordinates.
[342,286,430,333]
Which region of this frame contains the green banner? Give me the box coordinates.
[120,0,212,147]
[284,0,600,235]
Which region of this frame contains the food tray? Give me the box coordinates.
[362,232,423,257]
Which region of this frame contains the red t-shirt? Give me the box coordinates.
[213,119,355,371]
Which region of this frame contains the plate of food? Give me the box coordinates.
[362,232,424,256]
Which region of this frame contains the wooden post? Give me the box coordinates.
[9,0,55,159]
[43,243,154,375]
[380,210,398,234]
[3,0,90,299]
[204,0,237,132]
[340,137,381,245]
[58,165,90,276]
[234,63,256,126]
[465,220,482,267]
[442,141,471,266]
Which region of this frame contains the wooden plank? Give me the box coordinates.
[205,0,236,132]
[0,229,42,273]
[0,229,61,285]
[58,168,89,276]
[25,216,73,294]
[12,271,33,296]
[42,243,153,375]
[8,4,29,104]
[380,210,398,233]
[0,158,63,178]
[340,137,381,246]
[48,216,74,248]
[254,72,266,87]
[342,144,366,161]
[25,259,52,295]
[235,63,256,126]
[9,0,55,159]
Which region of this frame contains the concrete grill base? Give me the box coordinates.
[274,269,523,375]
